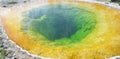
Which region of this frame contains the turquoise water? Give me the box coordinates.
[22,4,96,45]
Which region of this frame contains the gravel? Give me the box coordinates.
[0,23,43,59]
[0,0,37,7]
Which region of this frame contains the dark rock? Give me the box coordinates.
[111,0,120,2]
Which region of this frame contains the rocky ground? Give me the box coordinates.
[0,0,37,7]
[0,0,120,7]
[0,0,120,59]
[0,22,43,59]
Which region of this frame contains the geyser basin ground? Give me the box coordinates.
[0,1,120,59]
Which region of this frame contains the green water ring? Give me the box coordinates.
[22,4,96,46]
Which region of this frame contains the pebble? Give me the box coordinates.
[0,23,42,59]
[0,0,37,7]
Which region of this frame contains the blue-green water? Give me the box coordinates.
[22,4,96,45]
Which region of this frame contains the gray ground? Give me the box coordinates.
[0,0,37,7]
[0,0,120,59]
[0,0,120,7]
